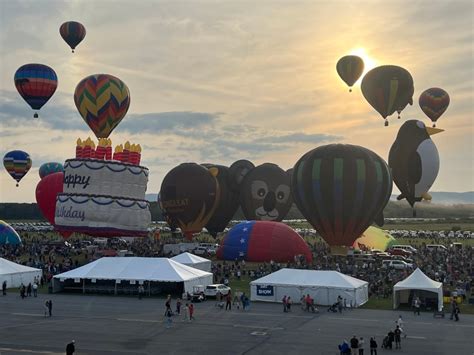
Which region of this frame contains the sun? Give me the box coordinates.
[349,47,378,77]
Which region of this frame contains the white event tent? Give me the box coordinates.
[393,268,443,311]
[171,252,212,272]
[250,269,369,307]
[0,258,42,288]
[53,257,213,294]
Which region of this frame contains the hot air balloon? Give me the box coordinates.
[74,74,130,138]
[292,144,392,250]
[419,88,450,127]
[336,55,364,92]
[36,172,64,226]
[14,64,58,118]
[217,221,312,263]
[237,163,293,222]
[3,150,32,186]
[39,162,64,179]
[160,163,220,240]
[361,65,414,126]
[352,226,397,252]
[0,220,22,245]
[201,164,241,237]
[389,120,443,216]
[59,21,86,53]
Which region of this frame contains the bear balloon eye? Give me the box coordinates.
[277,191,285,200]
[251,180,268,200]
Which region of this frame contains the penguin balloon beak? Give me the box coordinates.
[426,127,444,136]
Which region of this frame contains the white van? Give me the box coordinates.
[426,244,447,251]
[391,245,417,254]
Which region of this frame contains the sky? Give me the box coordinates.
[0,0,473,203]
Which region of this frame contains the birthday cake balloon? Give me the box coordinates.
[55,138,151,237]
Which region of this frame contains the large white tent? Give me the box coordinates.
[171,252,212,272]
[0,258,42,288]
[53,257,213,294]
[393,268,443,311]
[250,269,369,307]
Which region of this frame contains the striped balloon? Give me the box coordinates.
[419,88,450,127]
[14,64,58,117]
[3,150,32,187]
[60,21,86,53]
[361,65,414,126]
[292,144,392,247]
[74,74,131,138]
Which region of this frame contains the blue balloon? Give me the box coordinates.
[0,220,22,245]
[39,162,64,179]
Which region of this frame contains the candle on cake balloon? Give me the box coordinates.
[129,144,139,165]
[76,138,83,158]
[105,138,112,160]
[136,144,142,165]
[122,141,131,163]
[95,138,105,160]
[90,139,96,159]
[82,137,91,158]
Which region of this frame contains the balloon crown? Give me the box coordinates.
[75,137,141,165]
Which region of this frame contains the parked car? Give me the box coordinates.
[382,260,413,270]
[388,248,413,258]
[426,244,448,252]
[391,245,418,254]
[204,284,231,297]
[193,246,216,256]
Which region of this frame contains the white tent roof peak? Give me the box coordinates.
[0,258,41,275]
[171,252,210,264]
[53,257,212,282]
[251,269,367,289]
[394,268,442,290]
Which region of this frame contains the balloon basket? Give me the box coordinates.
[349,88,352,93]
[384,120,389,127]
[16,183,19,187]
[34,113,38,118]
[330,245,350,256]
[433,123,436,128]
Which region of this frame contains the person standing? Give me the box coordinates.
[27,283,32,297]
[286,297,292,312]
[165,307,173,328]
[396,315,406,338]
[413,297,421,315]
[44,300,49,317]
[387,330,395,350]
[350,335,359,355]
[394,326,402,349]
[176,298,181,315]
[216,291,222,307]
[164,295,172,316]
[454,304,460,322]
[225,292,232,311]
[66,340,75,355]
[20,284,25,299]
[189,303,195,320]
[358,337,365,355]
[47,299,53,317]
[32,282,38,297]
[138,285,144,300]
[282,295,288,312]
[2,280,6,296]
[449,297,456,320]
[369,337,377,355]
[183,303,189,322]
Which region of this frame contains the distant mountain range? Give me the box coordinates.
[146,192,474,205]
[390,192,474,205]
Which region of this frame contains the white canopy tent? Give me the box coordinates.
[250,269,369,307]
[393,268,443,311]
[171,252,212,272]
[0,258,42,289]
[53,257,213,294]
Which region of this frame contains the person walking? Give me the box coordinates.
[394,326,402,349]
[225,292,232,311]
[66,340,75,355]
[350,335,359,355]
[183,303,189,322]
[282,295,288,312]
[164,295,172,316]
[413,297,421,316]
[44,300,49,318]
[286,297,292,312]
[369,337,377,355]
[165,307,173,328]
[32,282,38,297]
[454,304,460,322]
[2,280,7,296]
[449,297,456,320]
[20,284,25,299]
[396,315,406,338]
[47,299,53,317]
[27,283,32,297]
[358,337,365,355]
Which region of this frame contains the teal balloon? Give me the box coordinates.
[39,162,64,179]
[0,220,22,245]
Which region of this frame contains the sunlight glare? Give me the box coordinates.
[349,47,377,78]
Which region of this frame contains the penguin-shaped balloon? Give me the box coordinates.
[389,120,443,216]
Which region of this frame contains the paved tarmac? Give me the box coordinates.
[0,293,473,354]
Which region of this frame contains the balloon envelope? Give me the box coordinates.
[60,21,86,52]
[352,226,397,251]
[36,172,64,225]
[336,55,364,89]
[419,88,450,126]
[160,163,219,239]
[3,150,32,185]
[361,65,414,124]
[14,64,58,116]
[74,74,130,138]
[39,162,64,179]
[240,163,292,221]
[202,164,240,237]
[0,220,22,245]
[217,221,312,263]
[292,144,392,247]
